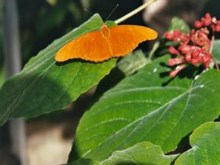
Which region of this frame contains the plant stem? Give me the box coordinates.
[209,35,215,54]
[115,0,157,24]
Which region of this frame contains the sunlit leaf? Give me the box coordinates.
[69,56,220,161]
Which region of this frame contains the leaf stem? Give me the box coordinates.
[115,0,157,24]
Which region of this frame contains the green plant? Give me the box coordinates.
[0,12,220,165]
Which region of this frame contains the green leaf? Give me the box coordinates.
[69,56,220,161]
[175,122,220,165]
[168,17,190,33]
[0,14,116,125]
[101,142,178,165]
[212,39,220,63]
[67,142,177,165]
[117,50,150,76]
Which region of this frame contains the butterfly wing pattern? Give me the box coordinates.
[55,24,157,62]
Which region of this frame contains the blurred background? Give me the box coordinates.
[0,0,219,164]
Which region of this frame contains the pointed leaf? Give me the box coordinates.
[67,142,177,165]
[175,122,220,165]
[0,14,116,125]
[69,56,220,161]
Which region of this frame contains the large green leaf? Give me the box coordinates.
[175,122,220,165]
[67,142,177,165]
[69,56,220,161]
[0,14,116,125]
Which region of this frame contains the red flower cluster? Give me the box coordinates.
[194,13,220,32]
[164,13,219,77]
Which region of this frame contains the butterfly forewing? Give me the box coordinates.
[108,25,157,57]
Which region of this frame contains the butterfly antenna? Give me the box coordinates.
[115,0,157,24]
[105,4,119,22]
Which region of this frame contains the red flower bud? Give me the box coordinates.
[164,31,174,40]
[179,44,191,54]
[168,58,184,66]
[194,20,203,28]
[169,65,186,77]
[179,34,190,43]
[168,46,180,55]
[191,49,200,59]
[214,24,220,32]
[185,53,191,62]
[201,13,212,26]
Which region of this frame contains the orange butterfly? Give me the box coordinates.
[55,23,157,62]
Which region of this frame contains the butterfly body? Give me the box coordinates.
[55,24,157,62]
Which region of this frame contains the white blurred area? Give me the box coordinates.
[143,0,206,35]
[27,121,72,165]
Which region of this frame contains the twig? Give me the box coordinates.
[115,0,157,24]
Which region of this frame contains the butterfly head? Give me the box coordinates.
[101,24,110,38]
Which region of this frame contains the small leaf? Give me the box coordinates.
[101,142,178,165]
[0,14,116,125]
[117,50,149,76]
[69,56,220,161]
[168,17,190,33]
[175,122,220,165]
